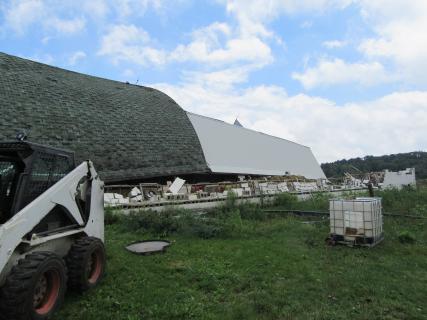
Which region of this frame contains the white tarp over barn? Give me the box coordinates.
[188,113,326,179]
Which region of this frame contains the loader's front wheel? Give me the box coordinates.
[0,252,67,320]
[66,237,106,292]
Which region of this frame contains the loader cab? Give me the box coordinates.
[0,142,75,224]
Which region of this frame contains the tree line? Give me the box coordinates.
[321,151,427,179]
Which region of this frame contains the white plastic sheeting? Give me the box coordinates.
[188,113,326,179]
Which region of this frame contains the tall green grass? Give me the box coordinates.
[377,186,427,215]
[107,186,427,239]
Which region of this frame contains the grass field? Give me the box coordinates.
[55,188,427,320]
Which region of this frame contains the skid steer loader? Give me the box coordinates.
[0,141,106,320]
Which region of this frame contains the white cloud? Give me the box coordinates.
[46,17,85,34]
[222,0,354,22]
[357,0,427,83]
[2,0,86,35]
[3,0,45,34]
[300,20,313,29]
[83,0,110,19]
[99,22,273,70]
[170,22,273,66]
[121,68,136,79]
[216,0,427,88]
[111,0,164,18]
[98,24,167,66]
[1,0,168,36]
[153,78,427,162]
[292,58,393,89]
[181,65,258,91]
[322,40,347,49]
[68,50,86,65]
[213,0,356,46]
[41,36,51,44]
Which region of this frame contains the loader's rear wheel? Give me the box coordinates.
[0,252,67,320]
[66,237,106,292]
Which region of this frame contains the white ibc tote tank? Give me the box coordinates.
[329,197,383,247]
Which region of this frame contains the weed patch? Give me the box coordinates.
[377,186,427,214]
[398,230,417,244]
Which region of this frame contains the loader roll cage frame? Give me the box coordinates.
[0,141,75,225]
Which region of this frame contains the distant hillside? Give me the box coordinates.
[321,151,427,179]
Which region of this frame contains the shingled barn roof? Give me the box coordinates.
[0,52,209,182]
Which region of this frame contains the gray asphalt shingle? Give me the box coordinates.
[0,52,210,182]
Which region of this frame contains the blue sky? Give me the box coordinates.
[1,0,426,162]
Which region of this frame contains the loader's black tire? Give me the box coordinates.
[0,252,67,320]
[66,237,106,292]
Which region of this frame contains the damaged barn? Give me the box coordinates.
[0,52,325,190]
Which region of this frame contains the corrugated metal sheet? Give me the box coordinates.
[188,112,326,179]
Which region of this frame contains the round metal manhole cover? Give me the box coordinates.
[125,240,171,255]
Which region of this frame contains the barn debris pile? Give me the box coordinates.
[342,168,416,190]
[104,168,417,207]
[104,175,327,206]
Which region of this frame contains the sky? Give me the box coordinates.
[1,0,426,163]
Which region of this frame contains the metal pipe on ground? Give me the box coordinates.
[262,209,427,220]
